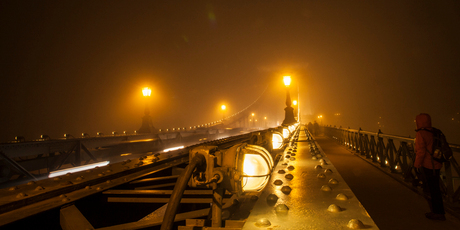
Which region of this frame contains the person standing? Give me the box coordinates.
[414,113,445,220]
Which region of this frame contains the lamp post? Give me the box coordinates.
[221,105,226,126]
[264,116,267,127]
[318,115,323,125]
[282,76,297,125]
[138,87,154,133]
[252,113,255,127]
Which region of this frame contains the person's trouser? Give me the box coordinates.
[422,167,445,214]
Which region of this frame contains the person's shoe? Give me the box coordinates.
[425,212,446,221]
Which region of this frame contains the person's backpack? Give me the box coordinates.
[425,128,453,163]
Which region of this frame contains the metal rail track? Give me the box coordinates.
[0,132,255,229]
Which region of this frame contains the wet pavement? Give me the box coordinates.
[315,135,460,230]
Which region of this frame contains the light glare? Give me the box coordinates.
[49,161,110,178]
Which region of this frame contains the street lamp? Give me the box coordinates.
[138,87,155,133]
[318,115,323,125]
[282,76,296,125]
[221,105,226,126]
[252,113,255,127]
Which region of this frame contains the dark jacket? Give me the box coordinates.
[414,113,442,169]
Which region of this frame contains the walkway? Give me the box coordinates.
[315,136,460,230]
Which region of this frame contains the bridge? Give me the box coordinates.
[1,80,460,230]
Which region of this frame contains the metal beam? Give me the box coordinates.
[60,205,94,230]
[96,208,210,230]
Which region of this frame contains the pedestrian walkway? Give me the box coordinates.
[315,136,460,230]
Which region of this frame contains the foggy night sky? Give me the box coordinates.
[1,1,460,143]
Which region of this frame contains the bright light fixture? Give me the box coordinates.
[221,144,274,194]
[283,128,290,139]
[272,132,284,150]
[142,87,151,97]
[49,161,110,178]
[283,76,291,86]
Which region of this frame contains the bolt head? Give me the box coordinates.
[255,218,271,227]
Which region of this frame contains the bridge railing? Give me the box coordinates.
[324,126,460,206]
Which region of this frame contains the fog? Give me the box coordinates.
[1,1,459,143]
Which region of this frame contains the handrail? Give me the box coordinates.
[323,126,460,206]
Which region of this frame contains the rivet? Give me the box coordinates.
[290,153,296,156]
[34,186,44,191]
[106,169,112,173]
[281,186,292,194]
[317,173,326,179]
[60,194,67,198]
[315,165,323,170]
[9,186,19,191]
[266,194,279,206]
[96,187,102,190]
[312,156,317,160]
[324,169,333,173]
[282,163,288,166]
[124,166,130,169]
[321,185,332,192]
[86,169,92,173]
[347,219,364,229]
[290,157,296,161]
[275,204,289,215]
[85,186,92,190]
[293,150,297,152]
[16,192,27,198]
[255,218,271,227]
[285,155,291,158]
[316,154,322,158]
[27,181,36,185]
[287,166,295,171]
[285,174,294,180]
[106,180,111,184]
[329,178,339,185]
[274,179,283,185]
[327,204,342,213]
[98,173,105,177]
[62,198,70,202]
[76,176,84,181]
[319,159,326,164]
[336,193,349,201]
[278,169,286,174]
[65,172,72,176]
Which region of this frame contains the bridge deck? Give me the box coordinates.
[315,136,460,230]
